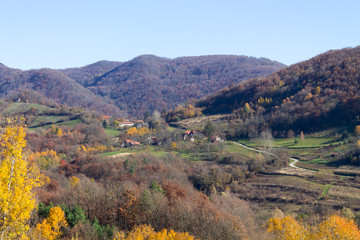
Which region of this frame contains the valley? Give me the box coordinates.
[2,46,360,239]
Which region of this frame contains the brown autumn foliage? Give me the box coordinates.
[0,55,283,117]
[197,47,360,136]
[84,55,284,117]
[35,152,267,240]
[0,64,126,116]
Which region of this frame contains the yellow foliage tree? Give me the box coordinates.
[315,215,360,239]
[28,149,61,170]
[0,118,44,239]
[113,224,198,240]
[126,127,139,136]
[33,206,68,240]
[127,127,150,136]
[69,176,80,189]
[356,140,360,149]
[51,125,57,134]
[56,128,62,137]
[355,125,360,136]
[268,214,360,240]
[267,215,308,240]
[171,142,177,149]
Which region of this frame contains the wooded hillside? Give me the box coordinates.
[197,47,360,135]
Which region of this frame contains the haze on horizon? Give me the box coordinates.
[0,0,359,70]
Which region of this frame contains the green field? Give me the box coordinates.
[3,102,53,115]
[239,136,338,149]
[30,115,70,127]
[237,135,342,161]
[104,128,121,138]
[224,142,261,158]
[28,119,82,131]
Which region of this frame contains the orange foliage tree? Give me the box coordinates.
[33,206,68,240]
[113,224,198,240]
[28,149,61,170]
[126,127,152,136]
[267,214,360,240]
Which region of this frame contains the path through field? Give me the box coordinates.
[231,141,315,175]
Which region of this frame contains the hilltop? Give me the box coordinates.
[0,55,284,118]
[86,55,285,116]
[197,47,360,136]
[0,63,126,116]
[59,60,122,86]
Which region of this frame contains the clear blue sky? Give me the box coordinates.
[1,0,359,70]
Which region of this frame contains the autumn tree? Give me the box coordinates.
[113,224,198,240]
[315,215,360,239]
[268,214,360,240]
[203,121,215,138]
[355,125,360,136]
[56,128,62,137]
[267,215,308,240]
[33,206,68,240]
[0,118,44,239]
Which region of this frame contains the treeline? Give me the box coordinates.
[197,47,360,137]
[85,55,284,117]
[0,65,126,116]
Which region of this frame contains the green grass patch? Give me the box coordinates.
[307,158,330,165]
[239,136,339,150]
[224,142,260,159]
[3,102,53,115]
[273,136,338,149]
[318,184,333,200]
[104,128,120,138]
[166,126,177,132]
[28,119,82,131]
[30,115,70,127]
[58,119,82,127]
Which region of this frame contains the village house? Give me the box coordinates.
[103,116,111,124]
[182,130,203,142]
[330,152,339,158]
[118,121,134,127]
[151,137,161,145]
[133,119,145,127]
[210,135,225,143]
[121,139,141,148]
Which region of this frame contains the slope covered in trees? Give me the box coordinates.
[86,55,285,116]
[0,64,126,116]
[197,46,360,135]
[0,55,284,118]
[59,60,122,86]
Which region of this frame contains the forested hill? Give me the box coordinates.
[59,60,122,86]
[197,46,360,134]
[84,55,285,116]
[0,55,283,117]
[0,64,126,116]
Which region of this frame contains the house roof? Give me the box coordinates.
[103,116,111,119]
[125,139,140,145]
[184,130,198,135]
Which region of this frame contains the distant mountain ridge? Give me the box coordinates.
[197,46,360,134]
[59,60,122,86]
[0,64,126,116]
[83,55,285,116]
[0,55,285,117]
